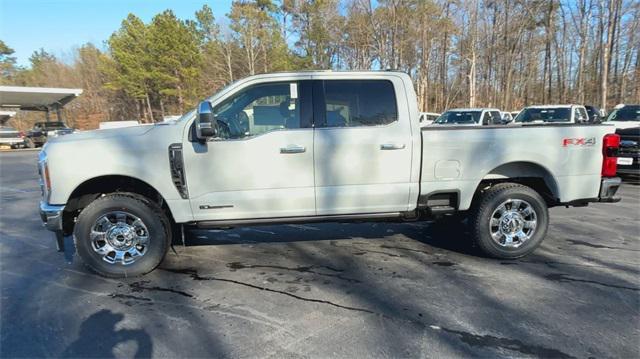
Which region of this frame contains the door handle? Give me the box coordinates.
[380,143,406,150]
[280,145,306,154]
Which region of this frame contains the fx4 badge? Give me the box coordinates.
[562,137,596,147]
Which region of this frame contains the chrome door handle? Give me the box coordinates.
[280,145,306,154]
[380,143,406,150]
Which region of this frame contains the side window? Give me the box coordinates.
[490,111,501,124]
[481,112,491,125]
[319,80,398,127]
[212,82,301,139]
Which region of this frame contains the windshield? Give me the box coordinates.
[514,108,571,123]
[606,106,640,122]
[434,111,481,124]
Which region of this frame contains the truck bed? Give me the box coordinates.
[420,124,616,210]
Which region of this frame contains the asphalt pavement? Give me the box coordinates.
[1,150,638,358]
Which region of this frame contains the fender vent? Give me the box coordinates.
[169,143,188,199]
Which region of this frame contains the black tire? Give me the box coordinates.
[74,193,171,278]
[470,183,548,259]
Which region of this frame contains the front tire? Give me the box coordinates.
[74,193,171,278]
[470,183,548,259]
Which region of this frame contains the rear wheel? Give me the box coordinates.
[470,183,548,259]
[74,193,171,278]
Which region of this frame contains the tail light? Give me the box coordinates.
[602,133,620,177]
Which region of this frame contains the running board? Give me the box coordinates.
[196,212,403,229]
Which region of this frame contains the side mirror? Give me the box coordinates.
[196,101,216,140]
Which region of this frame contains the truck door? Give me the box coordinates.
[183,80,315,221]
[312,79,413,215]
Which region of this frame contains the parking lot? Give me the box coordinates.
[1,150,638,358]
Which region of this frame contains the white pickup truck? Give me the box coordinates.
[38,71,622,277]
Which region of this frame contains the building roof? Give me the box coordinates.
[0,86,83,111]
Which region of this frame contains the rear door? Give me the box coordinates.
[312,78,413,215]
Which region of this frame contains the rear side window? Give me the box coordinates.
[607,106,640,122]
[318,80,398,127]
[515,108,571,123]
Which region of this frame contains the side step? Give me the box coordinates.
[428,205,456,215]
[196,212,403,229]
[418,192,458,216]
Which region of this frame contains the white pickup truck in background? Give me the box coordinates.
[38,71,622,277]
[515,104,590,124]
[432,108,503,126]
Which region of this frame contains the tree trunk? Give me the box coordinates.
[600,0,614,111]
[145,93,154,123]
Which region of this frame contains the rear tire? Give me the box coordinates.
[74,193,171,278]
[470,183,548,259]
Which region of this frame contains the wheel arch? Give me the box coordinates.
[466,161,561,210]
[62,175,175,235]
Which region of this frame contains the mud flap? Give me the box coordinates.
[55,230,76,263]
[55,230,65,252]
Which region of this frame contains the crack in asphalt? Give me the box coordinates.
[438,327,576,358]
[109,293,152,302]
[379,244,434,255]
[161,267,375,314]
[226,262,361,283]
[566,239,640,252]
[161,266,574,358]
[544,273,639,291]
[129,281,194,298]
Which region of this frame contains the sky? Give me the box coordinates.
[0,0,234,67]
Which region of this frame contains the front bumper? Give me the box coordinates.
[599,177,621,203]
[39,201,65,231]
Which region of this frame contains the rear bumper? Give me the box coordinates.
[599,177,621,203]
[39,201,65,231]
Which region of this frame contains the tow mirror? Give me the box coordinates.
[196,101,216,141]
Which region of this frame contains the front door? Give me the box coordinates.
[312,79,413,215]
[183,80,315,221]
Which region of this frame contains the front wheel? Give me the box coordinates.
[470,183,548,259]
[74,193,171,278]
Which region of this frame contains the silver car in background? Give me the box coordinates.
[0,126,25,149]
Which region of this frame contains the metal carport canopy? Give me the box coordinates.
[0,86,83,111]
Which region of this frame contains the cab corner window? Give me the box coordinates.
[320,80,398,128]
[212,82,303,139]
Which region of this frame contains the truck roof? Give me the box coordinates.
[524,104,582,109]
[447,108,500,112]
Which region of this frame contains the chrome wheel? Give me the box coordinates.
[489,199,537,248]
[90,211,150,265]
